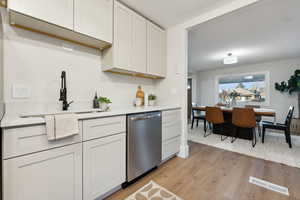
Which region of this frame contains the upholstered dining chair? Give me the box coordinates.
[245,105,262,137]
[232,108,257,147]
[262,106,294,148]
[191,107,207,132]
[205,107,227,140]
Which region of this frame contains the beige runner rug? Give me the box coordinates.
[124,181,183,200]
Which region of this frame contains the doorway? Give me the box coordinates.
[187,78,192,122]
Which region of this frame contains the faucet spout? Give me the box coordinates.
[59,71,73,111]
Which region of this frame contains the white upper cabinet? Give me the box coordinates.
[74,0,113,43]
[8,0,74,29]
[8,0,113,49]
[103,1,166,79]
[114,1,133,69]
[147,22,166,77]
[131,13,147,73]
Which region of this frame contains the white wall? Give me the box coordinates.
[188,73,197,104]
[0,9,156,117]
[196,58,300,121]
[0,9,4,119]
[155,25,189,158]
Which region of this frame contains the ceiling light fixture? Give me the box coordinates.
[223,53,238,65]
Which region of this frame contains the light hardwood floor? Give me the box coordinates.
[106,142,300,200]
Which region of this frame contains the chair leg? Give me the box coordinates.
[252,128,257,148]
[257,123,261,137]
[196,119,199,127]
[231,127,238,143]
[204,123,212,138]
[262,126,266,143]
[286,129,292,148]
[204,120,207,133]
[191,118,194,129]
[220,125,228,141]
[284,130,288,143]
[221,135,228,141]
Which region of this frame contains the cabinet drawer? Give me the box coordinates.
[162,136,180,160]
[4,143,82,200]
[3,123,83,159]
[162,109,181,124]
[82,116,126,141]
[162,121,181,141]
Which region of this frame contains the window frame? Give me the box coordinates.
[214,71,270,106]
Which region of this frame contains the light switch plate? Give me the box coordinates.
[12,84,31,99]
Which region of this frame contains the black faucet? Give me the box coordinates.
[59,71,73,111]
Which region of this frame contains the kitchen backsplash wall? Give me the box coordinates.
[0,9,156,117]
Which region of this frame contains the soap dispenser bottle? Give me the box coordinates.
[93,92,99,109]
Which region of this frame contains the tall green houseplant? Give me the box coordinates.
[275,69,300,118]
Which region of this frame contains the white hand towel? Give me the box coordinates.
[54,113,79,140]
[45,115,55,141]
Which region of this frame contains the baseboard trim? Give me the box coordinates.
[177,144,189,159]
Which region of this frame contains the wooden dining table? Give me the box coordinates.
[192,106,276,140]
[193,106,276,117]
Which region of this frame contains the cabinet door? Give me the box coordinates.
[83,134,126,200]
[114,1,132,69]
[8,0,73,29]
[3,143,82,200]
[162,136,180,161]
[131,13,147,73]
[74,0,113,43]
[147,22,166,77]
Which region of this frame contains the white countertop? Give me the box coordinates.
[1,105,181,128]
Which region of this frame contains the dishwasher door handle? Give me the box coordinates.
[131,116,149,121]
[131,114,161,121]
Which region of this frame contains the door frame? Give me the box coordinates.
[177,0,260,158]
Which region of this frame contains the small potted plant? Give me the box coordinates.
[97,97,112,111]
[148,94,156,106]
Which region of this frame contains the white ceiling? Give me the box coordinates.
[119,0,236,28]
[188,0,300,72]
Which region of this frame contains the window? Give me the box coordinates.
[217,72,269,104]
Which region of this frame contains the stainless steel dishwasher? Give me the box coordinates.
[127,111,162,182]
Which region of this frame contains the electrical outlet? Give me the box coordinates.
[12,85,31,99]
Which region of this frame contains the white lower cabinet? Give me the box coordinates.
[162,109,181,161]
[3,143,83,200]
[2,110,179,199]
[83,133,126,200]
